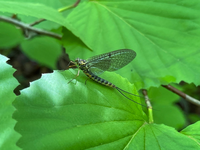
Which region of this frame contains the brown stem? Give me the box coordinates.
[73,0,81,7]
[162,84,200,106]
[30,19,46,26]
[0,15,61,40]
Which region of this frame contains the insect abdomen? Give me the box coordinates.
[83,71,116,88]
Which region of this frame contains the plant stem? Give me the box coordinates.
[142,90,154,123]
[29,19,46,26]
[58,0,81,12]
[162,84,200,106]
[0,16,61,40]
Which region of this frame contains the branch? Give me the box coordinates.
[0,16,62,40]
[162,84,200,106]
[0,1,81,38]
[29,18,46,26]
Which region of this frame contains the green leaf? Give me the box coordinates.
[0,1,64,25]
[0,55,20,150]
[21,36,62,69]
[181,121,200,144]
[0,0,63,8]
[61,27,91,59]
[148,86,186,129]
[148,86,180,104]
[188,114,200,123]
[0,0,66,30]
[13,70,147,149]
[64,0,200,89]
[12,70,200,149]
[153,104,186,130]
[136,124,199,150]
[0,22,24,49]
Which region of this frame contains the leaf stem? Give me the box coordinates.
[162,84,200,107]
[142,89,154,123]
[58,0,81,12]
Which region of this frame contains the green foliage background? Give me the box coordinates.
[0,0,200,149]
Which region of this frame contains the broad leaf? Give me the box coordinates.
[181,121,200,144]
[0,1,64,25]
[132,124,200,150]
[0,22,24,49]
[13,70,147,149]
[14,71,199,150]
[64,0,200,89]
[62,27,92,59]
[148,86,186,129]
[21,36,62,69]
[12,70,200,149]
[0,0,66,30]
[0,55,20,150]
[1,1,200,89]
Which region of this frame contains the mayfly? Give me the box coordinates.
[69,49,143,106]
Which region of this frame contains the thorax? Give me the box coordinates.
[75,58,89,72]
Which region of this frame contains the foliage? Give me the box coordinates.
[0,0,200,149]
[0,55,20,150]
[148,86,186,129]
[21,36,62,68]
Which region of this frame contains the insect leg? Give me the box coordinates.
[85,77,91,85]
[68,68,80,84]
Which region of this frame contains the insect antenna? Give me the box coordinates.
[116,87,148,108]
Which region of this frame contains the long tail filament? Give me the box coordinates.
[116,87,148,108]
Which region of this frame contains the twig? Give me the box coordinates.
[0,15,62,40]
[30,18,46,26]
[162,84,200,106]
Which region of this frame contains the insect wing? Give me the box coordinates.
[87,49,136,74]
[89,59,112,75]
[88,57,112,75]
[89,67,105,75]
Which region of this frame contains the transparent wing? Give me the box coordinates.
[89,67,105,75]
[87,49,136,74]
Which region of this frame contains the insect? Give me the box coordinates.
[69,49,144,106]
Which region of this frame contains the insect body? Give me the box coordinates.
[72,49,144,106]
[75,59,116,88]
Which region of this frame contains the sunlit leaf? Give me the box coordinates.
[13,70,147,149]
[0,55,20,150]
[181,121,200,144]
